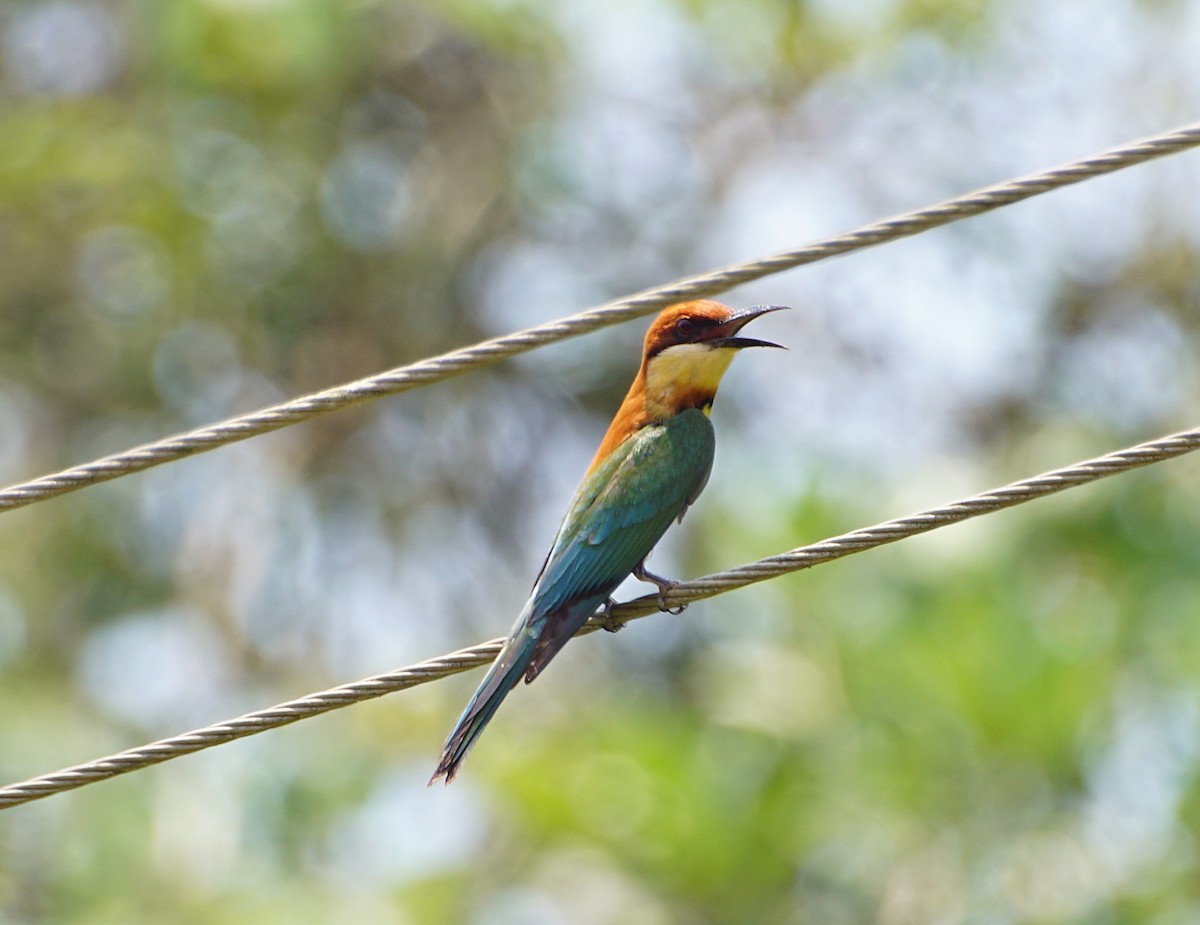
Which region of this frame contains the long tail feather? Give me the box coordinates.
[524,613,583,683]
[429,631,535,784]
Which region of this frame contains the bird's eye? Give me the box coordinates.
[675,317,695,338]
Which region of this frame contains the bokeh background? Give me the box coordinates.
[2,0,1200,922]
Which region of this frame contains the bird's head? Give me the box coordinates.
[640,300,788,418]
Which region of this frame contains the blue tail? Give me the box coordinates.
[429,628,536,784]
[431,596,606,783]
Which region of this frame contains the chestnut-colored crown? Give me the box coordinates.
[641,300,742,358]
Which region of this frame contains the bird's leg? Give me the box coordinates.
[633,560,687,615]
[598,597,625,633]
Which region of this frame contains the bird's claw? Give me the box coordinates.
[634,562,687,615]
[662,597,687,616]
[598,597,625,633]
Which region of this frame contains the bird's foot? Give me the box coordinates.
[633,561,687,615]
[598,597,625,633]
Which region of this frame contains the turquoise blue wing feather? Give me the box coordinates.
[531,409,715,614]
[525,408,714,668]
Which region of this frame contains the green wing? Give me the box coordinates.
[531,408,715,617]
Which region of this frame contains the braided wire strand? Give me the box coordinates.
[2,423,1196,809]
[642,427,1200,609]
[1,121,1198,514]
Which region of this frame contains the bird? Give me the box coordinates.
[430,299,788,783]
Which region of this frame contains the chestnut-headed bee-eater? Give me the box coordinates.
[431,300,788,782]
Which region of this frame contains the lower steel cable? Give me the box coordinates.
[1,423,1197,810]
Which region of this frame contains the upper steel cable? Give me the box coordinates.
[0,120,1197,514]
[1,422,1196,809]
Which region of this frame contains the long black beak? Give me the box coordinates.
[703,304,791,350]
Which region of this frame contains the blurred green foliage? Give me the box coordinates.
[1,0,1200,923]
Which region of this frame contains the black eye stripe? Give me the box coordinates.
[675,316,719,340]
[645,316,722,358]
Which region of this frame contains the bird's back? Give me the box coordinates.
[523,408,716,676]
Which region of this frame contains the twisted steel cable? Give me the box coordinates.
[0,121,1198,514]
[2,423,1196,809]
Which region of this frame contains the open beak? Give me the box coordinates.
[703,304,791,350]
